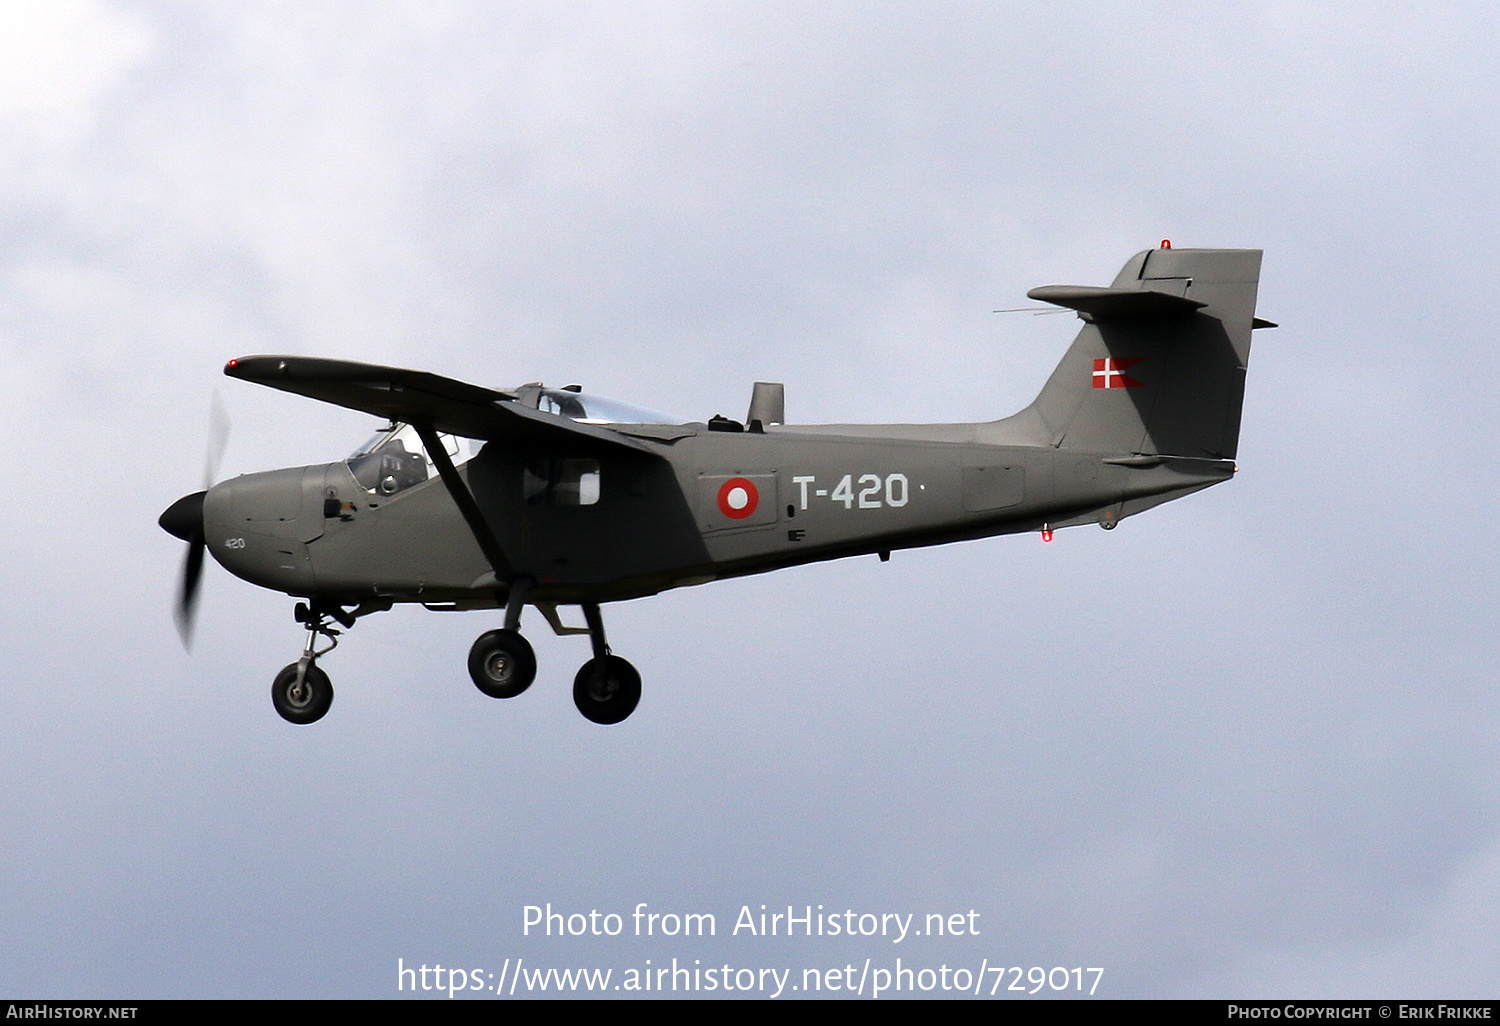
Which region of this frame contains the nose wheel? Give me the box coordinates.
[272,662,333,724]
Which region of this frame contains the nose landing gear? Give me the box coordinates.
[271,601,346,724]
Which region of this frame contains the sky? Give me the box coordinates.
[1,0,1497,1000]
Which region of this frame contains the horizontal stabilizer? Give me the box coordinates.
[1026,285,1205,321]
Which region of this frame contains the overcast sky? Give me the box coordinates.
[2,0,1497,999]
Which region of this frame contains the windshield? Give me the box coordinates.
[346,423,471,497]
[537,389,687,425]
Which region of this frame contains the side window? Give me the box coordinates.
[523,458,601,506]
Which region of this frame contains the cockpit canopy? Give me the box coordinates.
[534,389,687,426]
[346,423,469,497]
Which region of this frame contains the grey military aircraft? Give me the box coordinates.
[159,244,1270,726]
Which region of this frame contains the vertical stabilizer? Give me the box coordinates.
[1022,248,1263,459]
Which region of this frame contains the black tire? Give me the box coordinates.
[468,629,537,699]
[572,655,641,725]
[271,663,334,725]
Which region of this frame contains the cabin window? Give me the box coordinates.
[524,458,601,506]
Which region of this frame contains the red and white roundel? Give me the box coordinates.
[716,477,759,519]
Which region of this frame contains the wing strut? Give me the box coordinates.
[412,421,516,585]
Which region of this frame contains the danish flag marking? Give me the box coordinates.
[1093,357,1143,389]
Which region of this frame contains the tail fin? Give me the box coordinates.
[1022,247,1264,459]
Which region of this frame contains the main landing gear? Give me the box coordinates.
[572,655,641,726]
[468,629,536,699]
[570,603,641,725]
[466,577,538,700]
[465,588,641,725]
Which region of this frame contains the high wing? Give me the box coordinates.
[224,355,662,456]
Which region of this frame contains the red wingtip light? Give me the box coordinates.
[1041,526,1053,543]
[1160,239,1171,249]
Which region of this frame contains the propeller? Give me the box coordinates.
[160,394,230,648]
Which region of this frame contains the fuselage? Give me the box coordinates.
[203,418,1233,609]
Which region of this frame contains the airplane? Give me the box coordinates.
[159,244,1272,726]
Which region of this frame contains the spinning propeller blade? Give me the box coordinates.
[203,392,230,491]
[160,490,206,648]
[162,396,231,649]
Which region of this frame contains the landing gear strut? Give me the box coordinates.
[271,601,342,724]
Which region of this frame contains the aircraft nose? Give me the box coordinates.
[159,490,206,541]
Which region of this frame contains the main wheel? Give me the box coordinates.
[572,655,641,725]
[468,629,537,699]
[272,663,333,724]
